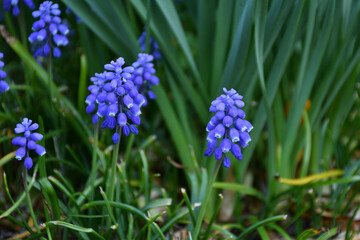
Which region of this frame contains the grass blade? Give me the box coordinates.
[47,221,105,240]
[236,215,287,239]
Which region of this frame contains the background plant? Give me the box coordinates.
[0,0,360,239]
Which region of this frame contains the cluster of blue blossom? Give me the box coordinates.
[4,0,34,16]
[86,57,147,144]
[138,31,161,60]
[205,88,252,168]
[0,53,9,94]
[131,53,159,105]
[28,1,69,58]
[12,118,46,169]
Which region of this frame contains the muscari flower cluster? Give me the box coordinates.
[86,57,146,144]
[0,53,9,94]
[131,53,159,106]
[205,88,253,169]
[28,1,69,58]
[138,31,161,60]
[4,0,34,16]
[12,118,46,169]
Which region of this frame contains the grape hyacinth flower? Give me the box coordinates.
[86,57,146,143]
[12,118,46,169]
[131,53,159,105]
[0,53,9,94]
[205,88,253,169]
[138,31,161,60]
[4,0,35,16]
[28,1,69,58]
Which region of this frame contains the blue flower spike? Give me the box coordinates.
[12,118,46,169]
[86,57,145,143]
[138,31,161,60]
[131,53,159,105]
[0,53,9,94]
[205,88,252,169]
[28,1,69,58]
[4,0,35,16]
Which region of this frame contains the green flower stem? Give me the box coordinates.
[24,169,41,233]
[108,126,122,201]
[193,157,223,239]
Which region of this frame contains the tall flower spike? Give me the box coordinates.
[12,118,46,169]
[0,53,9,94]
[204,88,252,169]
[131,53,159,105]
[4,0,35,16]
[28,1,69,58]
[138,31,162,60]
[86,57,145,143]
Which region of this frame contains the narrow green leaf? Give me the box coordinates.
[317,227,338,240]
[77,54,88,115]
[214,182,266,201]
[140,150,150,204]
[141,198,173,212]
[0,151,15,168]
[99,187,119,233]
[238,0,305,181]
[152,84,197,178]
[181,188,196,227]
[204,194,223,240]
[137,210,165,240]
[222,0,254,88]
[296,228,320,240]
[198,0,215,94]
[237,215,287,239]
[130,0,207,122]
[48,176,78,210]
[268,223,292,240]
[3,173,34,233]
[0,168,37,219]
[281,1,335,178]
[47,221,105,240]
[39,177,60,220]
[300,112,312,177]
[160,208,194,233]
[155,0,203,97]
[211,0,234,96]
[62,0,134,59]
[81,201,165,240]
